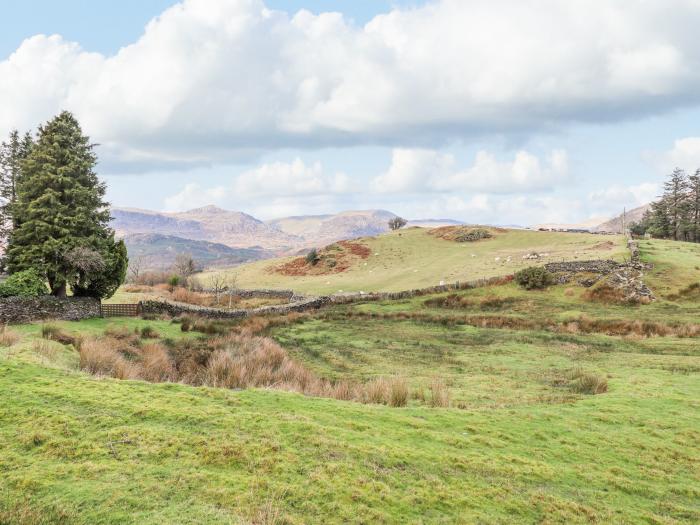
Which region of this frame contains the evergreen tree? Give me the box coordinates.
[663,168,689,241]
[0,130,33,261]
[647,198,672,239]
[687,169,700,242]
[6,111,125,297]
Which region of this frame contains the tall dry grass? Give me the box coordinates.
[0,325,19,347]
[429,378,451,408]
[77,328,429,408]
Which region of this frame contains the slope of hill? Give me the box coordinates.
[201,227,627,295]
[123,233,270,270]
[112,206,301,252]
[267,209,398,247]
[3,238,699,523]
[593,204,651,233]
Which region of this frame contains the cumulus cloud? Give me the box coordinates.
[164,158,350,211]
[589,183,659,210]
[372,148,569,193]
[3,0,700,170]
[657,137,700,174]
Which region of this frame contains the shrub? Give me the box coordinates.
[514,266,553,290]
[0,269,48,298]
[168,275,181,292]
[454,228,492,242]
[139,325,160,339]
[388,217,408,231]
[305,249,320,266]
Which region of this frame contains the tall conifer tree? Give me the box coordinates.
[6,111,125,297]
[0,130,33,262]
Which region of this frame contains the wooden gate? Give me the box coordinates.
[101,303,141,317]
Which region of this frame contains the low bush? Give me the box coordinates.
[514,266,553,290]
[305,248,320,266]
[0,269,48,298]
[139,325,160,339]
[454,228,492,242]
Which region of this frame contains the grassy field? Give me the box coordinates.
[198,227,627,295]
[1,238,699,523]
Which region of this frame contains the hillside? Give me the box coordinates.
[268,209,397,247]
[122,233,270,270]
[2,238,699,523]
[200,226,627,295]
[593,204,651,233]
[112,206,301,252]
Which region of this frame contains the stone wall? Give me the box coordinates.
[140,295,330,319]
[330,275,514,304]
[543,260,623,275]
[0,296,101,324]
[200,288,301,301]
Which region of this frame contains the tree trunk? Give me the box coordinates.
[52,281,67,297]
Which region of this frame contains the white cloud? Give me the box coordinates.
[372,148,569,193]
[413,194,586,226]
[164,158,350,211]
[164,183,228,211]
[3,0,700,170]
[658,137,700,174]
[589,183,659,211]
[234,158,350,196]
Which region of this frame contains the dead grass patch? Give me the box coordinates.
[0,325,20,347]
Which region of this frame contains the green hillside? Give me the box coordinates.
[199,227,627,295]
[1,239,699,523]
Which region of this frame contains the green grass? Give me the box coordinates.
[0,238,699,523]
[199,228,627,295]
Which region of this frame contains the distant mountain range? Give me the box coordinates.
[110,203,652,271]
[122,233,269,271]
[112,206,415,269]
[591,204,651,233]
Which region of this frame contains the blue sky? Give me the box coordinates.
[3,0,700,225]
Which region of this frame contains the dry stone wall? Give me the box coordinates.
[140,295,330,319]
[0,296,101,324]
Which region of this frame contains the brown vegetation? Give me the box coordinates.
[0,325,19,347]
[41,324,79,346]
[323,309,700,338]
[273,240,371,277]
[549,368,608,395]
[424,294,519,310]
[77,327,437,408]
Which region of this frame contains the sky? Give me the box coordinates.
[3,0,700,225]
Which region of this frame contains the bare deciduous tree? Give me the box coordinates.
[128,255,145,283]
[388,217,408,231]
[207,273,227,305]
[174,253,197,279]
